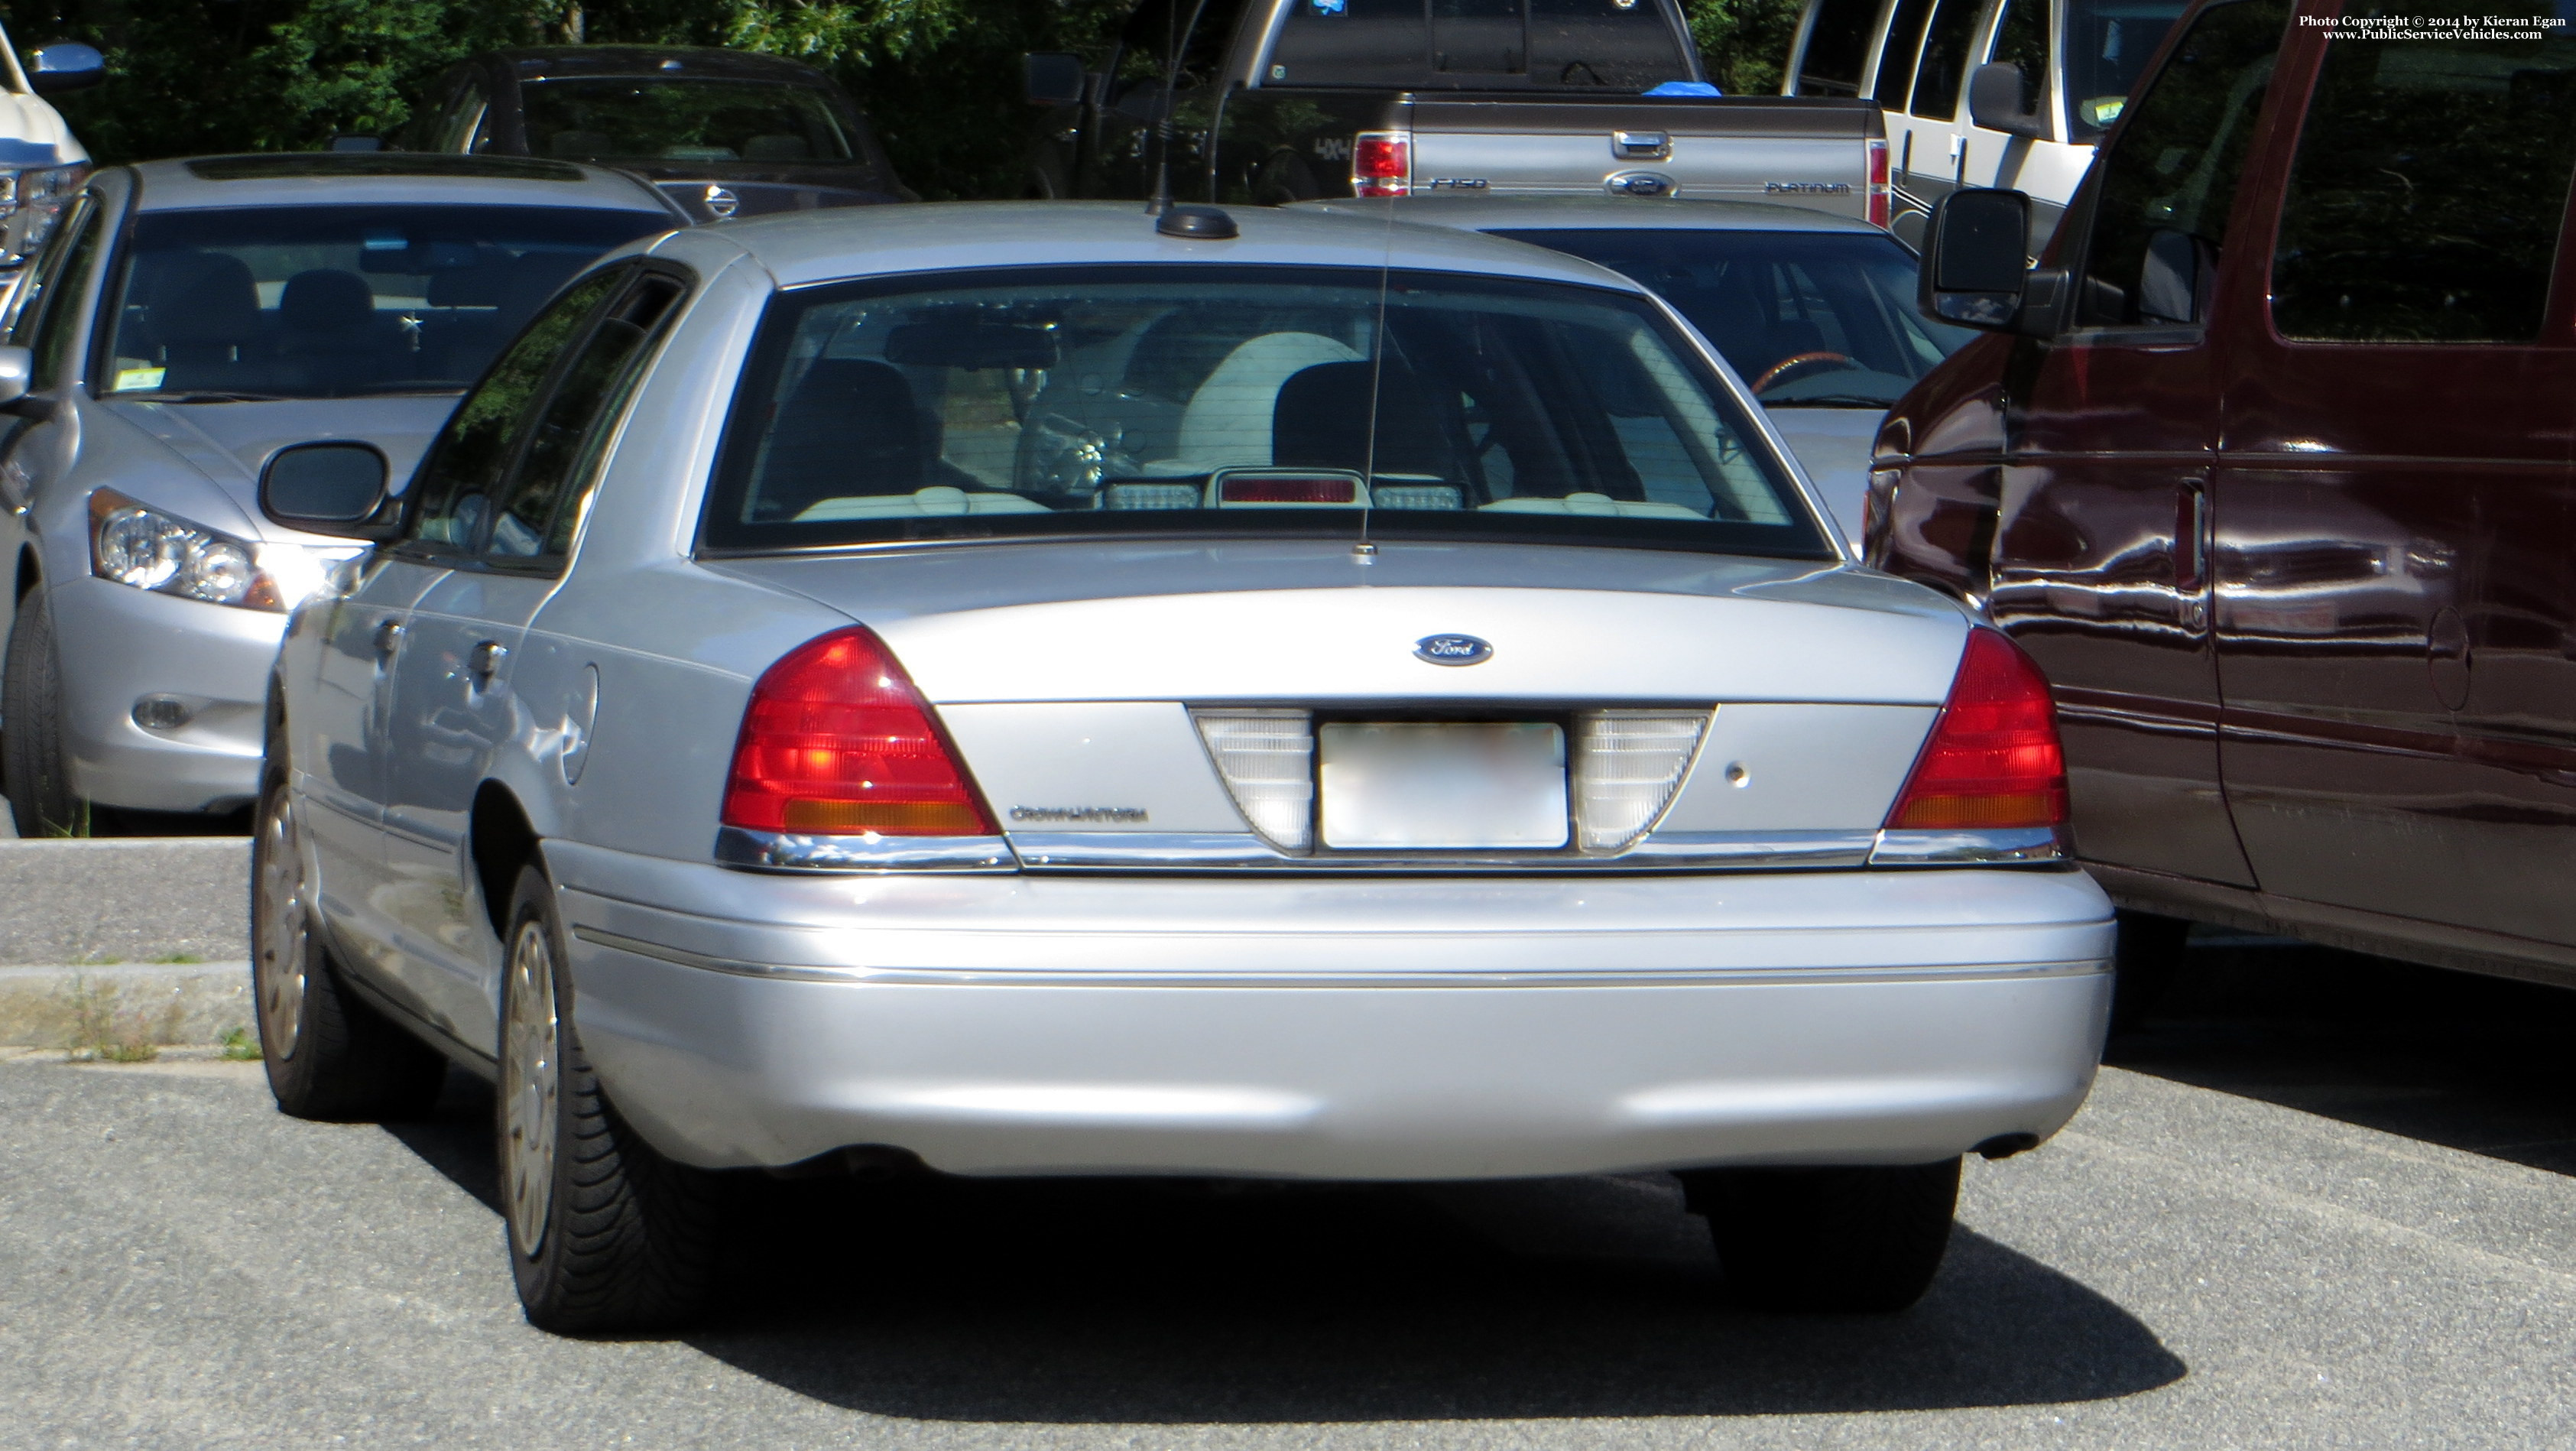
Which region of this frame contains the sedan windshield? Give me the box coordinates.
[1488,229,1974,407]
[521,78,855,164]
[101,205,668,401]
[702,265,1829,559]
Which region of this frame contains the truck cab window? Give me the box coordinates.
[2271,18,2576,342]
[1792,0,1883,96]
[1530,0,1692,87]
[2070,0,2287,329]
[1268,0,1430,86]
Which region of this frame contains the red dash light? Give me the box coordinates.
[1865,138,1890,229]
[1352,131,1411,197]
[722,627,994,836]
[1885,629,2067,831]
[1220,474,1360,504]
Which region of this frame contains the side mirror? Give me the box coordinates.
[1967,63,2050,141]
[261,443,398,541]
[1921,187,2037,329]
[1024,52,1087,107]
[0,346,30,408]
[28,43,105,96]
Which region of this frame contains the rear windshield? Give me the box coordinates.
[1491,228,1971,406]
[702,265,1829,558]
[1267,0,1696,90]
[521,78,858,164]
[99,205,666,401]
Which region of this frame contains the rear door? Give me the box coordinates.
[2212,12,2576,947]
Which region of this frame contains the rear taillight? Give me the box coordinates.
[1865,138,1890,229]
[1353,131,1411,197]
[721,627,995,837]
[1885,629,2066,831]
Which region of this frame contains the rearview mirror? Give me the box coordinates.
[1920,188,2035,329]
[1024,52,1086,107]
[28,43,105,96]
[1968,63,2050,141]
[261,443,397,540]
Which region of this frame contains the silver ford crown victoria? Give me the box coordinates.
[251,200,2114,1332]
[0,153,681,833]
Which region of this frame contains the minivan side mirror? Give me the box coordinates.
[1024,52,1087,107]
[28,43,106,96]
[261,443,399,541]
[1921,188,2070,336]
[1968,63,2050,141]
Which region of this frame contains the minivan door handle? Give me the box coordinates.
[469,641,509,685]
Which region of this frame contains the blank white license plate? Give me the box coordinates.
[1316,722,1569,850]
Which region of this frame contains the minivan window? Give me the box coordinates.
[702,266,1826,560]
[1909,0,1988,118]
[1794,0,1883,96]
[2271,21,2576,342]
[2069,0,2288,328]
[1988,0,2052,122]
[2065,0,2191,131]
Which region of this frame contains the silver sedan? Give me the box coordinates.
[253,201,2112,1333]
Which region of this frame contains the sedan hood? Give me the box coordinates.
[102,394,462,539]
[709,539,1966,706]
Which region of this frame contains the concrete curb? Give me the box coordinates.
[0,962,252,1047]
[0,838,248,966]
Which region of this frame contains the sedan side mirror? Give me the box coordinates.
[1967,63,2049,141]
[0,346,31,408]
[1024,52,1087,107]
[28,43,105,96]
[261,442,399,541]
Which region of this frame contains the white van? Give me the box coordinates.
[0,26,99,270]
[1782,0,2186,249]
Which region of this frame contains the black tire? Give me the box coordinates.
[1681,1157,1961,1313]
[251,767,446,1121]
[2,589,80,837]
[498,864,722,1333]
[2110,911,2193,1032]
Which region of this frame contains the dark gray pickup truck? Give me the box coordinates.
[1026,0,1888,222]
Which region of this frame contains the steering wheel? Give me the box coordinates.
[1750,350,1860,394]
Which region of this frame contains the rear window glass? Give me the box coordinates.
[702,265,1828,560]
[1490,229,1973,405]
[99,205,666,401]
[521,78,857,164]
[1267,0,1691,89]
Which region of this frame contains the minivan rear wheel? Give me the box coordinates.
[1679,1157,1961,1313]
[499,865,723,1333]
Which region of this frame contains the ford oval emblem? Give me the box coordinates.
[703,184,741,219]
[1604,170,1677,198]
[1415,633,1493,666]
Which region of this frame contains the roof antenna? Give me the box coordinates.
[1148,0,1215,215]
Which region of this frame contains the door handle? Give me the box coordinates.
[372,618,405,658]
[469,641,509,685]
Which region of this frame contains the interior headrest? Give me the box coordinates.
[279,269,376,333]
[1271,359,1449,478]
[146,252,260,346]
[758,359,930,516]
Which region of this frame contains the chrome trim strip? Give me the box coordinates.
[1867,827,2066,866]
[1007,829,1878,872]
[713,826,1017,873]
[569,924,2106,989]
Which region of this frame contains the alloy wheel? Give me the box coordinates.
[501,918,562,1258]
[251,788,309,1060]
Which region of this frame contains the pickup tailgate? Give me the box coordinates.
[1403,96,1883,218]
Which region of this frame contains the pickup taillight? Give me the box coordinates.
[1866,138,1890,229]
[1352,131,1411,197]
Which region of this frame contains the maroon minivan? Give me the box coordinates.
[1875,0,2576,1005]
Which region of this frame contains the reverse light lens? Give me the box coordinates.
[1352,131,1411,197]
[1886,630,2067,830]
[89,490,284,610]
[721,627,995,837]
[1572,709,1710,850]
[1193,709,1315,849]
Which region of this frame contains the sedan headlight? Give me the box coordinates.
[89,489,287,611]
[0,164,88,259]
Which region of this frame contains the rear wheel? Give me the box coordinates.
[499,865,723,1333]
[1680,1158,1961,1313]
[2,589,80,836]
[251,769,446,1120]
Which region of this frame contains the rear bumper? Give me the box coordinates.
[548,841,2114,1178]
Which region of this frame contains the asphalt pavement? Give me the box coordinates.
[2,940,2571,1449]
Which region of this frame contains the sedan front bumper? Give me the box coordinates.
[547,840,2116,1179]
[50,576,281,813]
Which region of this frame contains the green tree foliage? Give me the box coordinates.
[4,0,1805,195]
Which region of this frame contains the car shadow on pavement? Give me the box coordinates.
[385,1068,2183,1421]
[2107,933,2576,1177]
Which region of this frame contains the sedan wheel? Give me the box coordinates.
[252,786,310,1060]
[501,917,561,1258]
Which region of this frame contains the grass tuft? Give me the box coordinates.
[60,975,167,1064]
[147,952,206,966]
[217,1027,261,1062]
